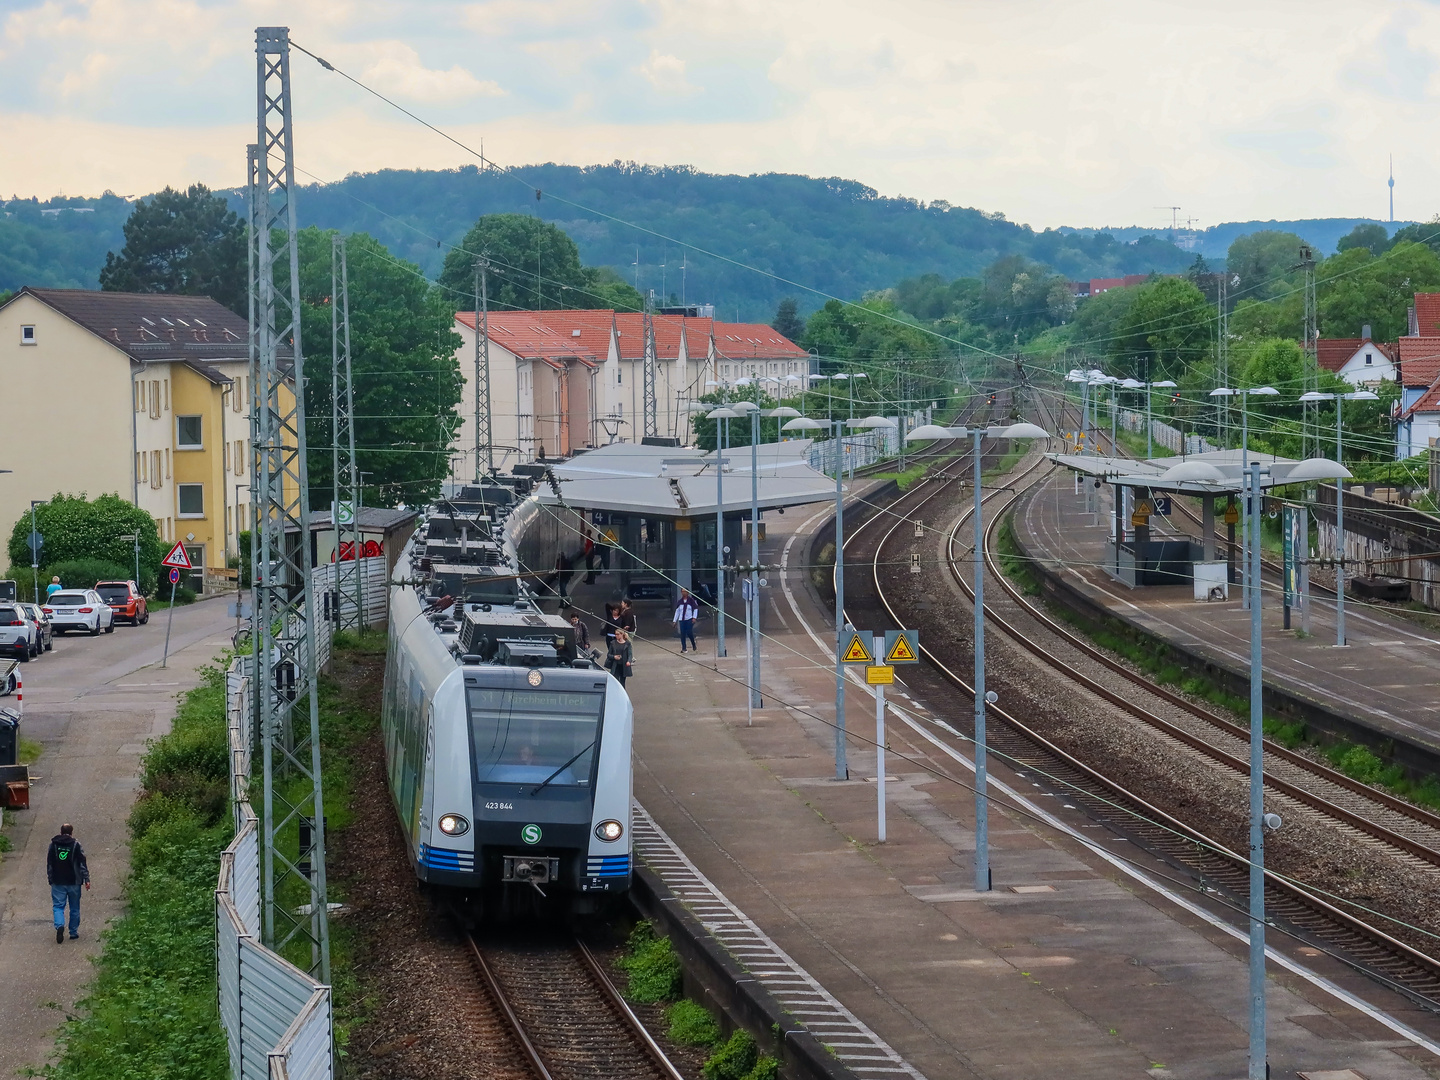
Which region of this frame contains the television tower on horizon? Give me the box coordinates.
[1389,154,1395,223]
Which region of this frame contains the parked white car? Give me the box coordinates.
[43,590,115,635]
[0,604,34,660]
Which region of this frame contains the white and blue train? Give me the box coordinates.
[382,489,633,915]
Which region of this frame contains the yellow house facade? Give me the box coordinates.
[0,288,294,590]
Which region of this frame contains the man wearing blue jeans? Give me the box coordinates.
[673,589,699,653]
[47,823,90,943]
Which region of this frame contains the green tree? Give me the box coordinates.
[98,184,247,315]
[437,214,589,309]
[1318,241,1440,341]
[772,297,804,341]
[1386,218,1440,257]
[1109,277,1214,380]
[292,228,463,508]
[7,494,163,590]
[1336,223,1393,257]
[580,265,644,311]
[1225,230,1306,303]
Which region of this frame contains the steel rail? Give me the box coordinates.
[575,938,689,1080]
[836,397,1440,1002]
[465,933,555,1080]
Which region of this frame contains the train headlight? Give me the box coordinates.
[438,814,470,836]
[595,819,624,842]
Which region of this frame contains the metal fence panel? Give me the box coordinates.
[219,657,333,1080]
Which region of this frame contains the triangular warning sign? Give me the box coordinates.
[840,633,873,664]
[160,541,193,570]
[885,634,918,664]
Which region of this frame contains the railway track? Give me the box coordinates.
[834,388,1440,1008]
[464,932,688,1080]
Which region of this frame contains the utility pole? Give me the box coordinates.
[1297,244,1318,458]
[473,258,494,479]
[253,25,330,982]
[643,310,658,439]
[331,235,362,631]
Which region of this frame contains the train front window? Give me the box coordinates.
[467,687,604,787]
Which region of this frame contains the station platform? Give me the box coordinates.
[1015,469,1440,764]
[556,497,1440,1080]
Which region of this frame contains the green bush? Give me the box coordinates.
[666,999,721,1047]
[7,493,163,583]
[29,558,130,593]
[703,1030,758,1080]
[619,920,683,1004]
[743,1057,780,1080]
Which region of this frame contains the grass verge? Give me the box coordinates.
[620,921,780,1080]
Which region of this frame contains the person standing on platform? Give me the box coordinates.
[569,610,592,657]
[606,629,634,688]
[618,598,638,639]
[602,602,620,652]
[46,823,90,943]
[673,589,699,653]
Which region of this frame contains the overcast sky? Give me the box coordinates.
[0,0,1430,230]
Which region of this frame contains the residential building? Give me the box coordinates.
[1316,328,1397,386]
[0,287,284,587]
[445,309,807,481]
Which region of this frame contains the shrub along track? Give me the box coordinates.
[834,389,1440,1014]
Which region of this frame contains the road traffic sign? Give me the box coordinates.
[840,631,874,664]
[883,629,920,665]
[865,665,894,685]
[27,531,43,555]
[161,541,193,570]
[169,567,181,584]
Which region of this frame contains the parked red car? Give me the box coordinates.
[95,581,148,626]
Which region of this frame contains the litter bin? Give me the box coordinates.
[0,707,17,767]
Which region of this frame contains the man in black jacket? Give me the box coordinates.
[46,823,90,943]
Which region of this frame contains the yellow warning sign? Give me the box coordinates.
[883,629,921,665]
[840,633,874,664]
[866,665,894,685]
[884,634,917,664]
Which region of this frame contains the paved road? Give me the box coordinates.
[0,597,237,1074]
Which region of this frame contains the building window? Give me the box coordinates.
[163,379,170,412]
[176,414,202,449]
[151,451,162,489]
[20,325,36,344]
[177,483,204,517]
[149,381,161,419]
[1365,353,1373,365]
[164,448,170,478]
[617,365,622,385]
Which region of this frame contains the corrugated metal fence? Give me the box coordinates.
[1117,409,1217,456]
[216,659,334,1080]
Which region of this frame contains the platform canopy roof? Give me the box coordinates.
[542,440,837,517]
[1048,448,1344,495]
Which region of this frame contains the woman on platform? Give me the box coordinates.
[606,629,634,688]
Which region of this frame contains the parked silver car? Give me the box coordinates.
[0,605,33,660]
[43,590,115,635]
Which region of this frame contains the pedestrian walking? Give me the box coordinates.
[618,598,638,638]
[606,629,634,688]
[45,576,62,599]
[673,589,699,654]
[568,610,592,656]
[46,823,90,943]
[602,602,620,651]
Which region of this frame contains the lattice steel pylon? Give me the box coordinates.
[642,311,658,439]
[1297,243,1319,458]
[253,25,330,982]
[332,235,362,631]
[473,258,494,479]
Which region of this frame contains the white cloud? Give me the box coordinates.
[358,42,504,103]
[635,49,693,94]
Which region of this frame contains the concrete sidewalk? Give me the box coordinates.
[0,598,235,1074]
[563,503,1440,1080]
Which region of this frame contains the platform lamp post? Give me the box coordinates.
[1208,386,1280,609]
[1298,389,1377,646]
[729,399,764,710]
[1227,455,1350,1080]
[706,406,740,660]
[907,419,1050,892]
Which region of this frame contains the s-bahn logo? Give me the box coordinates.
[521,824,543,845]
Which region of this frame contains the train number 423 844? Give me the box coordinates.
[485,801,514,811]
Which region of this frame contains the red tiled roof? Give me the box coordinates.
[1397,337,1440,386]
[1404,376,1440,418]
[1415,293,1440,337]
[710,321,808,359]
[457,311,602,364]
[522,309,618,356]
[1316,338,1394,373]
[612,312,715,360]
